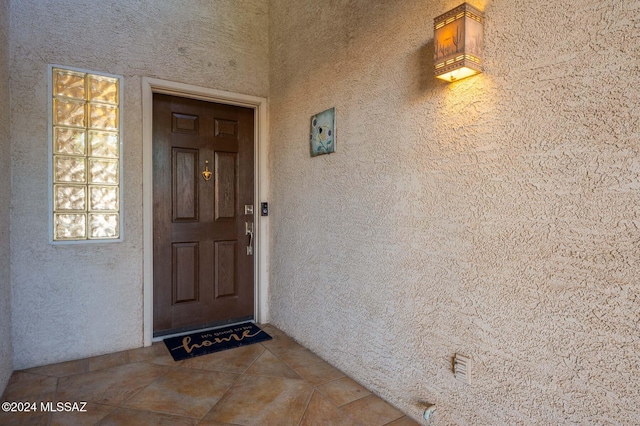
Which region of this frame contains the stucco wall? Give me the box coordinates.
[0,0,13,394]
[268,1,640,424]
[10,0,269,369]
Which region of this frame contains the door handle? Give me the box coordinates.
[245,222,254,256]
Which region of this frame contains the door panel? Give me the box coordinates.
[215,152,237,220]
[215,240,237,297]
[153,94,255,335]
[172,242,199,304]
[172,148,198,221]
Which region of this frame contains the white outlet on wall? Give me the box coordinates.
[454,353,471,384]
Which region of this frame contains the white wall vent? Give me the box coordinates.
[454,353,471,384]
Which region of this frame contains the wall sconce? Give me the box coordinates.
[434,3,484,82]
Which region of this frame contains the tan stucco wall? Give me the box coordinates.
[268,1,640,424]
[10,0,269,369]
[0,0,13,393]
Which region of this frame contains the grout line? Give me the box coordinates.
[296,388,316,426]
[314,380,372,408]
[240,343,267,373]
[199,361,249,421]
[115,364,173,409]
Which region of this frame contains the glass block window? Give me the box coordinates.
[50,66,122,242]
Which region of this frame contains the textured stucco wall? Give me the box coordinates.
[268,1,640,424]
[10,0,268,369]
[0,0,13,394]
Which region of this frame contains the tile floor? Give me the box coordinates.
[0,324,420,425]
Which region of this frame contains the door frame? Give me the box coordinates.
[141,77,269,346]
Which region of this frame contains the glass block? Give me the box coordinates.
[89,159,118,184]
[89,103,118,130]
[88,75,118,104]
[54,156,86,183]
[54,213,86,240]
[88,213,118,238]
[54,127,86,155]
[89,131,119,158]
[89,185,118,211]
[54,185,86,211]
[54,99,86,127]
[54,69,85,100]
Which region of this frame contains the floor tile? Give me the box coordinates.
[123,368,238,418]
[257,323,287,337]
[1,324,413,426]
[202,374,313,426]
[385,416,422,425]
[277,348,324,369]
[88,350,130,372]
[50,402,115,426]
[197,421,239,426]
[260,333,305,354]
[56,362,169,406]
[128,342,171,363]
[0,379,54,426]
[0,391,56,426]
[299,391,358,426]
[145,352,183,367]
[97,407,198,426]
[341,394,404,426]
[244,349,301,379]
[180,343,264,374]
[0,410,51,426]
[24,358,89,378]
[316,376,371,407]
[1,372,57,400]
[295,361,345,386]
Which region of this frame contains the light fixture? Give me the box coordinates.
[434,2,484,82]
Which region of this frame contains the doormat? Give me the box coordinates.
[163,322,272,361]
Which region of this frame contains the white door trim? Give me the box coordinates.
[141,77,269,346]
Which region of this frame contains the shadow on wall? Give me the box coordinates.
[410,40,437,101]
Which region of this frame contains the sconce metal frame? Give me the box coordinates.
[434,2,484,82]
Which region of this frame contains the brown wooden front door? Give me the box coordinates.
[152,94,255,336]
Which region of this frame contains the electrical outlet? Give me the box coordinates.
[454,353,471,384]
